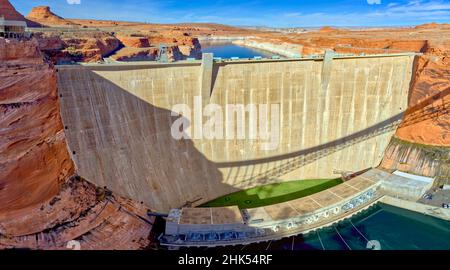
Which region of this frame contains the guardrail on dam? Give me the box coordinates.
[57,53,416,212]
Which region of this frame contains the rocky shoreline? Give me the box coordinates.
[198,35,302,58]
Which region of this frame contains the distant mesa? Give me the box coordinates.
[415,22,450,29]
[26,6,79,27]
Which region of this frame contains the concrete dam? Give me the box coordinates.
[57,53,416,212]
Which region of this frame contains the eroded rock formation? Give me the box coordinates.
[0,176,154,250]
[112,32,202,61]
[149,31,202,59]
[0,37,153,250]
[33,31,122,63]
[1,0,448,249]
[395,40,450,146]
[203,27,448,177]
[110,47,158,61]
[0,38,73,212]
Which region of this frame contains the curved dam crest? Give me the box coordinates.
[56,54,416,212]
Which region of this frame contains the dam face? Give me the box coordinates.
[57,54,415,211]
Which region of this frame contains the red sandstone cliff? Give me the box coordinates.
[253,26,449,147]
[23,6,121,62]
[0,38,74,212]
[32,32,122,63]
[61,34,121,62]
[0,38,153,250]
[0,0,26,20]
[116,35,151,48]
[113,31,202,61]
[0,175,154,250]
[395,41,450,146]
[26,6,78,27]
[415,22,450,30]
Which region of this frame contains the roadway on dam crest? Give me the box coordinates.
[56,53,416,212]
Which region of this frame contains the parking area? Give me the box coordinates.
[419,188,450,208]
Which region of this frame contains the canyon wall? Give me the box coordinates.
[0,38,153,250]
[243,27,449,178]
[26,6,78,27]
[380,36,449,178]
[0,0,26,21]
[57,54,415,211]
[395,41,450,147]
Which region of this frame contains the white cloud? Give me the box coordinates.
[277,0,450,26]
[367,0,382,4]
[67,0,81,4]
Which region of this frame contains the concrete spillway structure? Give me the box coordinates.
[57,53,416,212]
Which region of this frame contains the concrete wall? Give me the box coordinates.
[380,196,450,221]
[57,54,415,211]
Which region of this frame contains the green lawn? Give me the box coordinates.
[201,178,343,209]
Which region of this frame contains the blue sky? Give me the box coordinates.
[10,0,450,27]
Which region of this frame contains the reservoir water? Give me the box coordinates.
[195,203,450,251]
[201,41,278,59]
